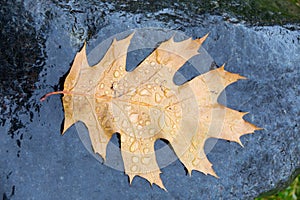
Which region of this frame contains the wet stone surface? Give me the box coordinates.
[0,0,299,199]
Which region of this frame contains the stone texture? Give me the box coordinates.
[0,1,299,199]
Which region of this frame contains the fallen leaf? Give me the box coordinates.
[42,32,261,190]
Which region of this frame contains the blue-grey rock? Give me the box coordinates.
[0,1,299,199]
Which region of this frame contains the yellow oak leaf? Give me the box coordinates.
[42,32,261,190]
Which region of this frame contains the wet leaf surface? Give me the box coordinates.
[0,0,299,199]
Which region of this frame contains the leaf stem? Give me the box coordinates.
[40,91,71,102]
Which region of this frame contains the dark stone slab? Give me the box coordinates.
[0,1,299,199]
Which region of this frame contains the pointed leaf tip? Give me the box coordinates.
[221,64,247,80]
[238,74,247,80]
[154,181,167,191]
[128,174,135,185]
[80,41,87,55]
[210,170,219,178]
[170,33,176,41]
[62,117,74,135]
[236,138,244,147]
[220,63,226,69]
[255,126,264,131]
[187,168,192,177]
[242,111,250,116]
[125,31,135,41]
[129,30,135,37]
[196,32,209,44]
[150,179,167,191]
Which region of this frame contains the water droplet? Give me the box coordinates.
[192,158,200,166]
[112,82,118,89]
[101,116,108,124]
[65,113,71,118]
[114,70,120,78]
[131,165,137,172]
[142,85,152,93]
[163,88,173,97]
[119,66,124,71]
[122,120,128,128]
[95,107,101,113]
[64,96,71,102]
[149,129,155,135]
[129,113,139,123]
[137,125,143,130]
[100,83,105,89]
[147,84,152,89]
[130,141,139,152]
[175,112,181,118]
[154,78,160,84]
[150,61,156,66]
[155,93,162,103]
[141,157,151,165]
[124,105,132,111]
[164,115,172,127]
[143,148,149,154]
[132,156,139,163]
[96,96,102,103]
[145,120,151,126]
[89,80,93,84]
[113,117,119,122]
[128,87,136,95]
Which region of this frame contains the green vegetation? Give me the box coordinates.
[256,175,300,200]
[109,0,300,25]
[214,0,300,25]
[190,0,300,25]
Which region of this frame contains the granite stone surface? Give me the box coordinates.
[0,1,299,199]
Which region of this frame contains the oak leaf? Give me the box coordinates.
[42,33,261,190]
